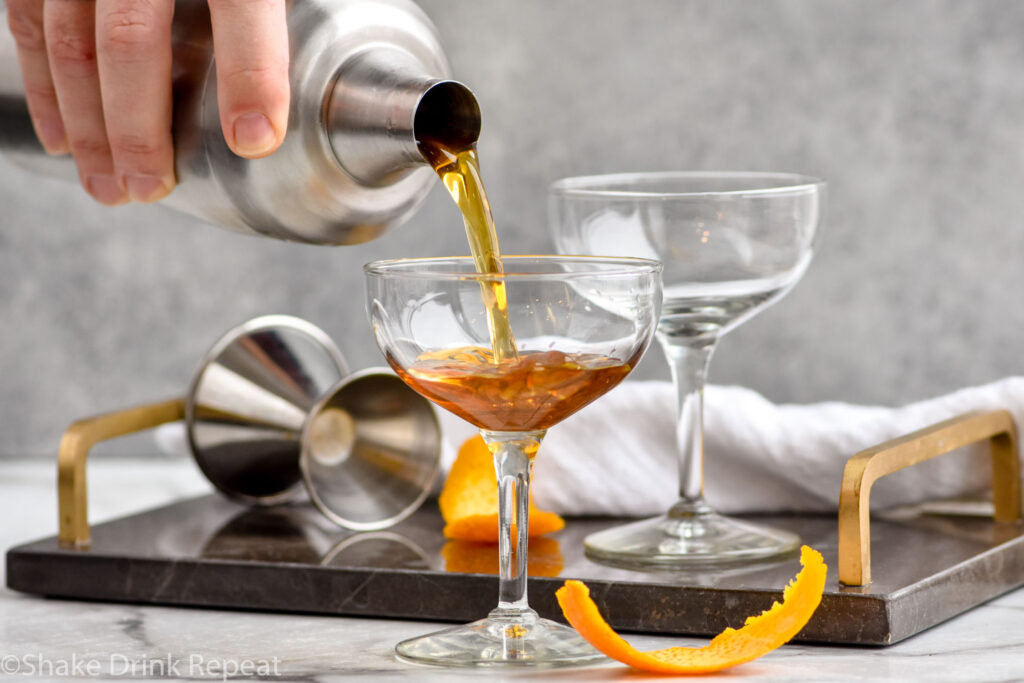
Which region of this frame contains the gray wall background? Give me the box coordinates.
[2,0,1023,457]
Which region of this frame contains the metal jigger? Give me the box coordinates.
[57,315,442,548]
[301,368,440,530]
[187,315,351,504]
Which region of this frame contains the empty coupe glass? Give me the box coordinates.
[551,172,825,566]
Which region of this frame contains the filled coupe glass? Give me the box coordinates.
[365,255,661,666]
[551,172,825,566]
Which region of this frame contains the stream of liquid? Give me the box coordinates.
[418,141,519,363]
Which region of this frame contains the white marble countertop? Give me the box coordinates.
[2,456,1023,682]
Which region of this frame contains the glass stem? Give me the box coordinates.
[659,337,716,518]
[481,430,544,615]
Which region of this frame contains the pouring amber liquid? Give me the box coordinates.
[413,133,638,432]
[418,139,519,363]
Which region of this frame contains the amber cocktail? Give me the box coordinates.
[364,255,661,667]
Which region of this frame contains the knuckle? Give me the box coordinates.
[68,136,112,161]
[98,4,161,61]
[109,132,162,158]
[7,7,46,51]
[210,0,273,11]
[220,64,289,106]
[23,82,59,105]
[222,63,280,88]
[48,33,97,70]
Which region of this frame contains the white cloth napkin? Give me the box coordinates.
[437,377,1024,516]
[155,377,1024,516]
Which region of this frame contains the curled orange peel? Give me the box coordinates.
[439,435,564,542]
[555,545,827,674]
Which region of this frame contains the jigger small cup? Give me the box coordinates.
[57,315,442,548]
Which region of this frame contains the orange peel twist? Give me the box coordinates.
[556,545,828,674]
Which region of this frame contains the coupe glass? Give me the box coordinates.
[364,255,661,666]
[550,172,825,566]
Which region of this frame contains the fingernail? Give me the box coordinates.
[124,173,173,203]
[232,112,277,157]
[85,174,127,206]
[37,120,68,155]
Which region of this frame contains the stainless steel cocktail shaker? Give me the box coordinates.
[0,0,480,244]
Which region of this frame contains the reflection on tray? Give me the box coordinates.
[202,507,330,563]
[321,532,430,571]
[442,538,563,577]
[198,505,430,570]
[581,549,799,586]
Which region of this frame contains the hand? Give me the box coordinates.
[5,0,290,205]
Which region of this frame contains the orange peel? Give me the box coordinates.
[555,545,827,674]
[439,435,564,542]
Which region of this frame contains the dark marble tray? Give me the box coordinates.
[7,495,1024,645]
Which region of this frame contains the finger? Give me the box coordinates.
[95,0,175,203]
[207,0,289,158]
[6,0,68,154]
[44,0,127,206]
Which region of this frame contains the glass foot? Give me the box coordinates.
[584,510,800,568]
[395,608,604,668]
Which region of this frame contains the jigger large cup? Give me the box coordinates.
[58,315,442,548]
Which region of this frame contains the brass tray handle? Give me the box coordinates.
[838,410,1022,586]
[58,399,186,549]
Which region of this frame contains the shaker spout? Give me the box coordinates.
[413,80,482,155]
[326,46,480,186]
